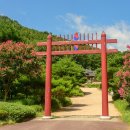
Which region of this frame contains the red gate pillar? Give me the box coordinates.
[101,32,110,119]
[44,34,52,118]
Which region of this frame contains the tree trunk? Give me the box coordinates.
[4,84,9,101]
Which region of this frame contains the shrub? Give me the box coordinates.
[87,83,101,89]
[0,110,8,120]
[52,85,66,99]
[0,102,36,122]
[31,105,43,112]
[16,93,26,99]
[51,98,61,111]
[68,86,84,97]
[60,97,72,107]
[116,51,130,104]
[22,98,36,105]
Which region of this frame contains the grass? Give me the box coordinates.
[87,83,101,89]
[114,99,130,124]
[0,120,15,126]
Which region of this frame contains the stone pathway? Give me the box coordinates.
[52,87,121,121]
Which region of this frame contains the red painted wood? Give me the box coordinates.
[52,50,101,55]
[107,49,118,53]
[44,35,52,117]
[101,32,109,116]
[37,40,100,46]
[37,42,47,46]
[36,49,117,56]
[37,39,117,46]
[106,39,117,43]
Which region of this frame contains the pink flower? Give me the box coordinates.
[127,45,130,50]
[124,61,129,65]
[6,40,12,44]
[123,55,127,59]
[123,70,130,77]
[118,87,124,97]
[116,71,122,77]
[121,82,127,88]
[31,51,36,56]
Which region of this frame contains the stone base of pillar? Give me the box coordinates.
[100,116,111,120]
[42,116,53,119]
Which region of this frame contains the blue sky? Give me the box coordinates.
[0,0,130,51]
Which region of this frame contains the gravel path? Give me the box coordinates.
[52,87,121,120]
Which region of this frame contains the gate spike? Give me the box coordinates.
[88,33,89,40]
[96,32,98,48]
[64,35,65,41]
[67,34,69,40]
[71,34,73,40]
[96,32,97,40]
[84,33,85,40]
[79,33,81,40]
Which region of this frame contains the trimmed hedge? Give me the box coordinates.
[0,110,8,120]
[0,102,36,122]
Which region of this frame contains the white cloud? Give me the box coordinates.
[59,13,130,51]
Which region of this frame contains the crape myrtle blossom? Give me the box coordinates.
[116,46,130,98]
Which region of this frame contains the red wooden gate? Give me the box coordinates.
[36,32,118,119]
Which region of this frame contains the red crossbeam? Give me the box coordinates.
[37,39,117,46]
[36,49,118,56]
[106,39,117,43]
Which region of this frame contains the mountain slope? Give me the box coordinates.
[0,16,55,44]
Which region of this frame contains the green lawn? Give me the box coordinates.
[114,99,130,124]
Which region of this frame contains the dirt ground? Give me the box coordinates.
[52,87,121,121]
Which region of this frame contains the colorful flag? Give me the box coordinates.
[73,32,79,50]
[74,32,79,41]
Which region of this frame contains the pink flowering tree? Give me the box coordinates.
[116,46,130,103]
[0,41,41,101]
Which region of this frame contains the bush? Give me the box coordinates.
[52,85,66,100]
[21,98,36,105]
[0,110,8,120]
[60,97,72,107]
[68,86,84,97]
[16,93,26,99]
[87,83,101,89]
[116,51,130,104]
[31,105,43,112]
[51,98,61,111]
[0,102,36,122]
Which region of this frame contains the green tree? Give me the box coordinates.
[52,57,86,85]
[0,41,41,101]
